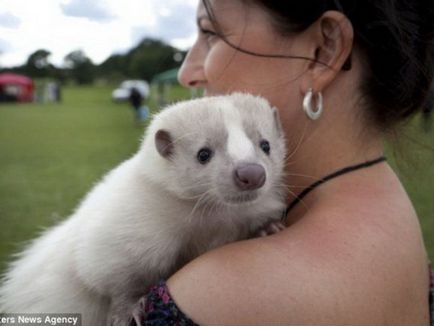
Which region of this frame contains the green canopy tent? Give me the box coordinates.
[152,68,180,106]
[152,68,179,84]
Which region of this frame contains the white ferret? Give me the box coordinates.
[0,93,287,326]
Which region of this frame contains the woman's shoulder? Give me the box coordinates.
[166,180,429,325]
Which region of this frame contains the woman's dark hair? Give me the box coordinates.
[202,0,434,129]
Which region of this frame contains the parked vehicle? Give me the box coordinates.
[112,80,149,102]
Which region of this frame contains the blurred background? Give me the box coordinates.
[0,0,433,275]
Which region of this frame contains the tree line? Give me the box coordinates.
[0,38,185,84]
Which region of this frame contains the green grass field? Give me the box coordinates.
[0,84,433,275]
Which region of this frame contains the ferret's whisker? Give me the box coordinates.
[280,171,318,181]
[187,188,215,223]
[176,182,215,201]
[195,192,216,228]
[284,121,309,163]
[286,188,310,210]
[273,184,313,191]
[200,192,220,224]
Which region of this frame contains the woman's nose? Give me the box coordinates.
[178,42,206,88]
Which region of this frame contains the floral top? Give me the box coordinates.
[134,266,434,326]
[131,281,198,326]
[430,265,434,326]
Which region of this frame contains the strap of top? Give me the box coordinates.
[284,156,387,218]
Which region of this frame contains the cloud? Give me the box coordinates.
[155,3,196,39]
[60,0,115,22]
[0,0,198,67]
[0,38,12,52]
[0,38,13,67]
[0,12,21,28]
[131,1,196,48]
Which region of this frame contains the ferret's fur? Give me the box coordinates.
[0,93,287,325]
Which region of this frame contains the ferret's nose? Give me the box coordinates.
[234,164,266,191]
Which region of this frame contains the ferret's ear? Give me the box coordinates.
[271,107,283,135]
[155,129,174,159]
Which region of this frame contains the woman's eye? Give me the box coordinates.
[199,29,218,41]
[200,28,215,35]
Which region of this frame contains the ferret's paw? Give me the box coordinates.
[107,314,132,326]
[108,295,147,326]
[255,220,286,237]
[107,307,134,326]
[130,296,147,326]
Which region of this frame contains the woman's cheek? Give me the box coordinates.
[203,44,243,93]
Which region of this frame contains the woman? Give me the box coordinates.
[136,0,434,324]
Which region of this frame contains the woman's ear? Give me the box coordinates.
[301,10,354,93]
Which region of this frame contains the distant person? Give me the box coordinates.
[129,87,148,123]
[44,82,61,103]
[54,82,62,103]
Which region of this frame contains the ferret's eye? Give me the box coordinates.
[260,140,270,155]
[197,148,213,164]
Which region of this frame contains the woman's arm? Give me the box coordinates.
[164,204,430,325]
[166,235,311,325]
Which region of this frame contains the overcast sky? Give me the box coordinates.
[0,0,198,68]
